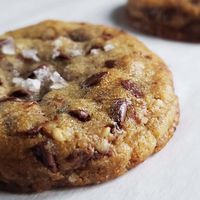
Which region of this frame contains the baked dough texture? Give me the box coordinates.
[0,20,179,192]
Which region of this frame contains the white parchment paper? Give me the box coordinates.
[0,0,200,199]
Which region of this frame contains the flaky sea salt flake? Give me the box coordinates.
[103,44,115,52]
[0,37,16,55]
[21,49,40,62]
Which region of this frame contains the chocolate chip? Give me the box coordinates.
[18,126,43,137]
[69,109,91,122]
[81,72,108,88]
[105,60,117,68]
[110,99,128,128]
[9,89,31,99]
[101,32,114,40]
[190,0,200,5]
[121,80,144,98]
[66,149,93,169]
[69,29,91,42]
[32,140,58,173]
[53,53,70,61]
[93,150,112,159]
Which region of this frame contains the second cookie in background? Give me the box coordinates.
[127,0,200,42]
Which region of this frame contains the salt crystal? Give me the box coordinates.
[53,38,63,48]
[21,49,40,62]
[33,65,51,81]
[25,79,41,92]
[69,49,82,57]
[52,48,60,59]
[12,77,41,93]
[50,71,67,89]
[103,44,114,52]
[52,37,63,59]
[90,49,101,55]
[0,37,16,55]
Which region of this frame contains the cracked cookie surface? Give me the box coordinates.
[127,0,200,42]
[0,20,179,192]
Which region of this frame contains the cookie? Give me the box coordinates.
[0,20,179,192]
[127,0,200,42]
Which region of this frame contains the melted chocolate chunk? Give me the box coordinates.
[18,126,43,137]
[105,60,117,68]
[110,99,128,128]
[121,80,144,98]
[66,149,93,169]
[81,72,108,88]
[69,29,91,42]
[32,140,58,173]
[53,53,70,61]
[190,0,200,5]
[9,89,31,99]
[69,109,91,122]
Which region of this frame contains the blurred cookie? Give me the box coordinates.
[127,0,200,42]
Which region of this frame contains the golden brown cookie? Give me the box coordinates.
[0,20,179,192]
[127,0,200,42]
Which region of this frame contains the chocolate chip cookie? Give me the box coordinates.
[127,0,200,42]
[0,20,179,192]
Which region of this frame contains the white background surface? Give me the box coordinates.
[0,0,200,199]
